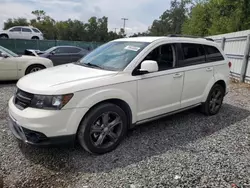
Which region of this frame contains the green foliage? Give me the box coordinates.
[3,18,29,30]
[3,10,123,42]
[149,0,192,36]
[182,0,250,36]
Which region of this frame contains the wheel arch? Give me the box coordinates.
[24,63,46,75]
[31,36,39,40]
[202,78,227,102]
[0,33,9,38]
[85,99,133,129]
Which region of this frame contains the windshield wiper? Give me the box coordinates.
[85,63,103,69]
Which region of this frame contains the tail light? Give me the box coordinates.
[228,61,232,68]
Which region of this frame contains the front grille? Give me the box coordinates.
[14,89,34,110]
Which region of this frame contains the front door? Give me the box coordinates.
[136,43,184,121]
[49,47,72,66]
[21,28,33,39]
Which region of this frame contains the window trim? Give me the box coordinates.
[203,45,225,63]
[175,43,207,68]
[21,28,32,33]
[9,27,21,32]
[132,43,177,76]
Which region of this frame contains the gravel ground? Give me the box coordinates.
[1,81,250,188]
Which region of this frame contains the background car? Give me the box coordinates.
[37,46,89,66]
[0,45,53,81]
[0,26,44,40]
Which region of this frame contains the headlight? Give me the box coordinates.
[30,94,73,110]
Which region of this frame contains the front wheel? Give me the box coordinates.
[25,65,45,75]
[201,84,225,115]
[77,103,128,154]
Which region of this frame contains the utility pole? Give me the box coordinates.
[121,18,128,32]
[113,28,118,33]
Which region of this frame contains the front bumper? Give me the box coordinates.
[8,96,89,146]
[8,113,75,146]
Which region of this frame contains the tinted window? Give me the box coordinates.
[143,44,175,71]
[67,47,81,53]
[53,47,70,54]
[22,28,32,32]
[9,27,21,32]
[204,45,224,61]
[32,28,40,33]
[179,43,206,66]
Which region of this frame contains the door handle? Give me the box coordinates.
[173,73,183,78]
[206,67,213,72]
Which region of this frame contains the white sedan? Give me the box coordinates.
[0,46,53,81]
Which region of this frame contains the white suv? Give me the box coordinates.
[8,36,230,154]
[0,26,43,40]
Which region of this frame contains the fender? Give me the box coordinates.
[201,72,227,102]
[73,86,137,123]
[17,60,52,78]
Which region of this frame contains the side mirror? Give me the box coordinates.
[139,60,158,74]
[0,52,9,58]
[51,51,55,55]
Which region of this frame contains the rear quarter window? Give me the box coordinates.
[203,45,224,62]
[32,28,41,33]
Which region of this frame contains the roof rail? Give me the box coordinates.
[167,34,214,41]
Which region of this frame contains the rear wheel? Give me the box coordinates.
[201,84,225,115]
[25,65,45,75]
[77,103,128,154]
[31,36,39,40]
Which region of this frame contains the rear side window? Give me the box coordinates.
[22,28,32,32]
[203,45,224,62]
[67,47,81,53]
[179,43,206,66]
[9,27,21,32]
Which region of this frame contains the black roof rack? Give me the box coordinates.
[167,34,214,41]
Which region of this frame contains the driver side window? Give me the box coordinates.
[143,44,175,71]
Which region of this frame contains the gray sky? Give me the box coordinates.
[0,0,171,35]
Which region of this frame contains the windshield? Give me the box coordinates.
[77,41,149,71]
[44,47,57,53]
[0,46,18,57]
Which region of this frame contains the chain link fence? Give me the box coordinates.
[0,39,102,54]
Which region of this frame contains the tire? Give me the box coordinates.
[0,34,9,39]
[25,65,45,75]
[201,84,225,116]
[77,103,128,154]
[31,36,39,40]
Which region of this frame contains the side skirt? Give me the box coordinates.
[134,103,201,126]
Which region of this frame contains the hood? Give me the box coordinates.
[17,63,119,94]
[17,55,49,62]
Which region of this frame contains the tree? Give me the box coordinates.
[2,10,123,41]
[3,18,29,30]
[149,0,192,36]
[182,2,211,36]
[182,0,250,36]
[31,10,46,21]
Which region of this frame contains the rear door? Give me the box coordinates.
[177,43,214,108]
[68,47,84,62]
[8,27,22,39]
